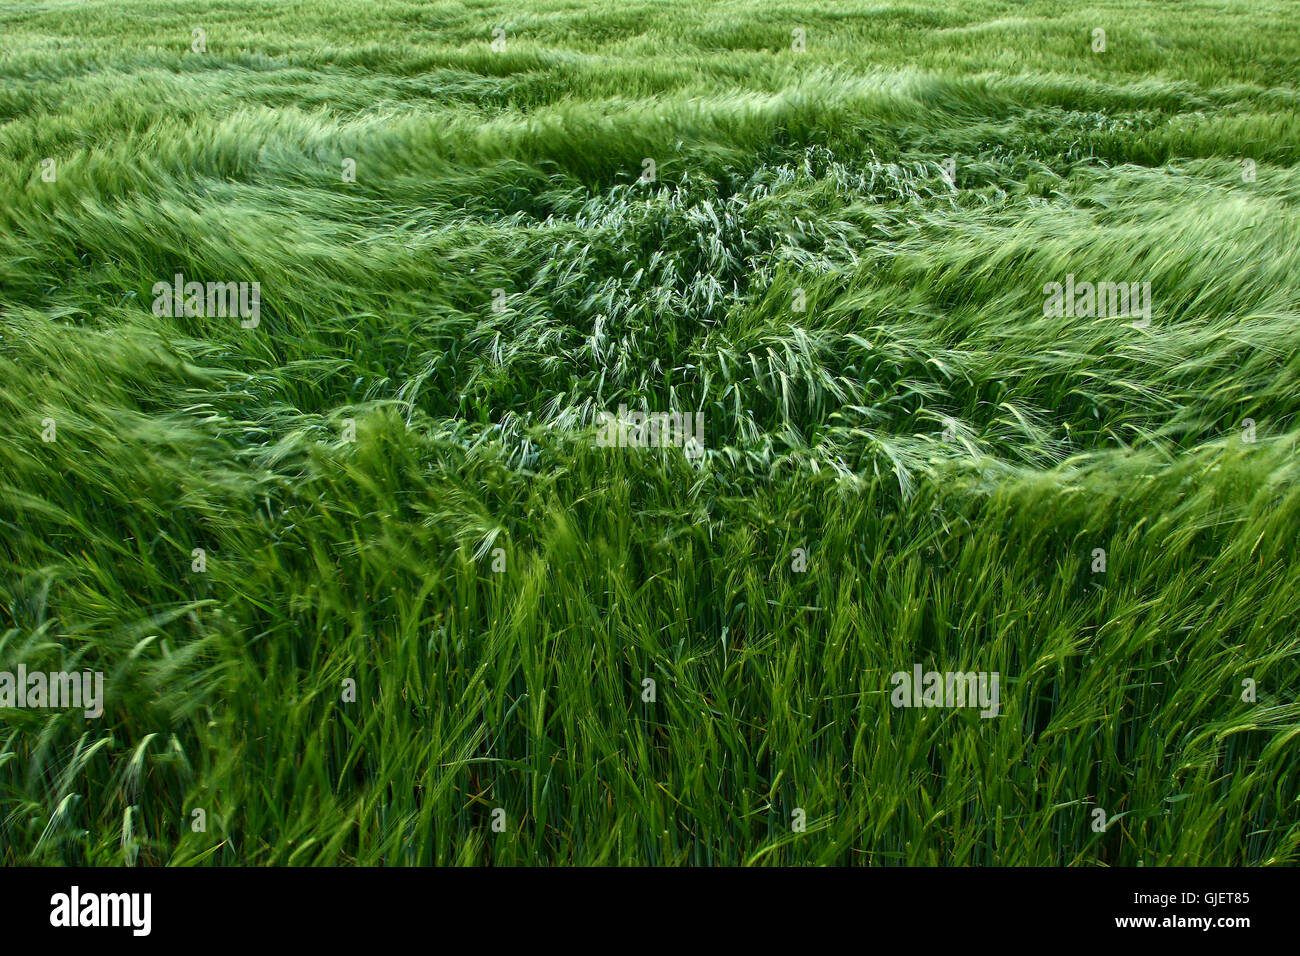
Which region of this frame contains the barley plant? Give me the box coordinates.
[1,0,1298,866]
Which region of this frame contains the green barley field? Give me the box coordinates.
[1,0,1298,866]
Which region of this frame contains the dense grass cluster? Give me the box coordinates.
[1,0,1298,865]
